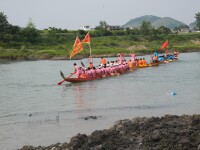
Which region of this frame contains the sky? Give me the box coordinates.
[0,0,200,30]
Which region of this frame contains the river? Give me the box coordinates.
[0,52,200,149]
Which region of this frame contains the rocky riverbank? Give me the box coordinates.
[19,114,200,150]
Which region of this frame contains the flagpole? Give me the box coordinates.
[89,43,93,63]
[89,44,92,57]
[82,32,92,63]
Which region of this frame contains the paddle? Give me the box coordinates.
[57,71,74,85]
[60,71,65,80]
[81,61,85,68]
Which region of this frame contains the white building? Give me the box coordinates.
[80,25,93,31]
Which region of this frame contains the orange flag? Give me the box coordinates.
[160,40,168,50]
[82,32,90,44]
[70,36,83,59]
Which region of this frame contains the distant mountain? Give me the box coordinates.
[189,21,197,28]
[153,17,187,29]
[123,15,161,28]
[123,15,187,29]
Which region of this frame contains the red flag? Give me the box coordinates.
[82,32,90,44]
[160,40,168,50]
[70,36,83,59]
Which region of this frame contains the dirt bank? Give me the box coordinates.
[19,114,200,150]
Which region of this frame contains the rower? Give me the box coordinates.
[90,67,96,78]
[73,63,81,78]
[130,53,136,62]
[100,57,107,66]
[153,52,159,63]
[114,60,119,66]
[135,58,139,67]
[80,69,87,78]
[86,67,93,78]
[110,61,114,66]
[118,53,124,65]
[106,61,110,67]
[89,62,94,69]
[101,65,106,77]
[142,58,147,66]
[128,59,134,69]
[138,58,143,66]
[105,65,111,75]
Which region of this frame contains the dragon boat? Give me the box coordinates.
[60,68,130,83]
[58,62,161,83]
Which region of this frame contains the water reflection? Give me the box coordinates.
[72,82,97,110]
[73,84,84,109]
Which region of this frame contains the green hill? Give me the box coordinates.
[152,17,186,29]
[123,15,161,28]
[123,15,186,29]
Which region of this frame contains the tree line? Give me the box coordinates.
[0,12,200,48]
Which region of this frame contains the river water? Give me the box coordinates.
[0,52,200,149]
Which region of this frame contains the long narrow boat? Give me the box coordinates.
[64,75,103,83]
[136,62,159,68]
[58,54,179,84]
[61,69,129,83]
[60,62,160,83]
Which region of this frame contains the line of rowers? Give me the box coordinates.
[72,54,148,79]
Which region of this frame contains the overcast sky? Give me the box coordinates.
[0,0,200,30]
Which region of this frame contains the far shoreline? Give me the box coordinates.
[0,49,200,62]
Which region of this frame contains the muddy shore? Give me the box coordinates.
[19,114,200,150]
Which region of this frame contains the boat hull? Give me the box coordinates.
[136,62,159,68]
[62,57,178,83]
[64,70,128,83]
[64,77,101,83]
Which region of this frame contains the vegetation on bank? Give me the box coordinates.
[0,12,200,60]
[1,33,200,60]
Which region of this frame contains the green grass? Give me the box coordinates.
[0,33,200,60]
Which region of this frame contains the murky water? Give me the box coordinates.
[0,52,200,149]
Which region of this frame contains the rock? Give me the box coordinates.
[20,145,34,150]
[59,142,68,148]
[115,124,123,132]
[83,116,97,120]
[50,147,56,150]
[119,130,126,135]
[149,130,162,142]
[114,120,122,126]
[93,144,102,150]
[191,118,200,125]
[19,114,200,150]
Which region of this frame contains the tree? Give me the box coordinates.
[195,12,200,30]
[2,24,21,42]
[0,12,9,33]
[95,21,108,31]
[21,18,40,43]
[157,26,171,35]
[173,27,181,35]
[140,21,152,35]
[26,18,36,28]
[78,29,87,36]
[0,12,9,41]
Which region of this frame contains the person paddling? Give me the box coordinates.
[118,53,124,65]
[142,58,147,66]
[100,57,107,66]
[128,59,134,69]
[89,62,94,69]
[73,63,81,78]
